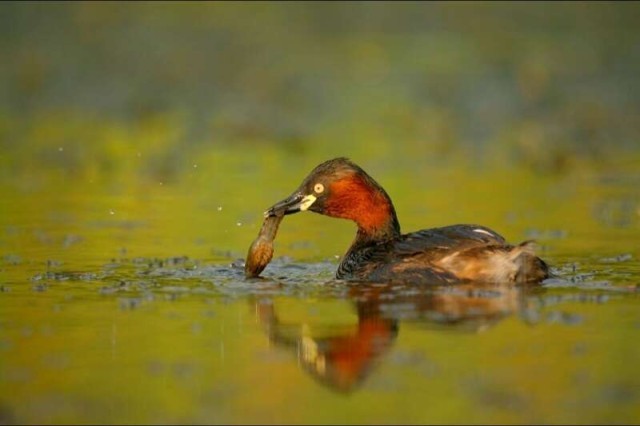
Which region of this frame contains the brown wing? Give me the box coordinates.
[393,224,508,256]
[339,224,512,283]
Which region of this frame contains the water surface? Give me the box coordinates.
[1,155,639,424]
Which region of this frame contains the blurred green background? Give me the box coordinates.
[2,1,639,262]
[2,1,639,184]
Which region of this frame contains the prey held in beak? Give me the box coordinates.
[264,192,317,218]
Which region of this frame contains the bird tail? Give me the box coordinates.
[509,241,550,283]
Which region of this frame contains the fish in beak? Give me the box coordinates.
[264,191,318,218]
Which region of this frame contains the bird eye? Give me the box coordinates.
[313,183,324,194]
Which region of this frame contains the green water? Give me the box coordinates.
[1,151,639,424]
[2,2,640,424]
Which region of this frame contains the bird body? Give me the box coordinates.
[265,158,549,284]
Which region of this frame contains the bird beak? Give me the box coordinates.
[264,192,317,218]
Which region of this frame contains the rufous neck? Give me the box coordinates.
[326,174,401,244]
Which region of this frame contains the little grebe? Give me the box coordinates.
[265,157,549,284]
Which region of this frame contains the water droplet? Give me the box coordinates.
[109,210,115,215]
[217,206,223,211]
[58,147,64,152]
[193,164,198,168]
[236,222,242,226]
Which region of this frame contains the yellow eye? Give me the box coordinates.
[314,183,324,194]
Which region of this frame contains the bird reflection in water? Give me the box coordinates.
[254,282,538,393]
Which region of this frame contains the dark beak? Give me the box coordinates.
[264,192,306,218]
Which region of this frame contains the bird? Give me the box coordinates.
[265,157,549,284]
